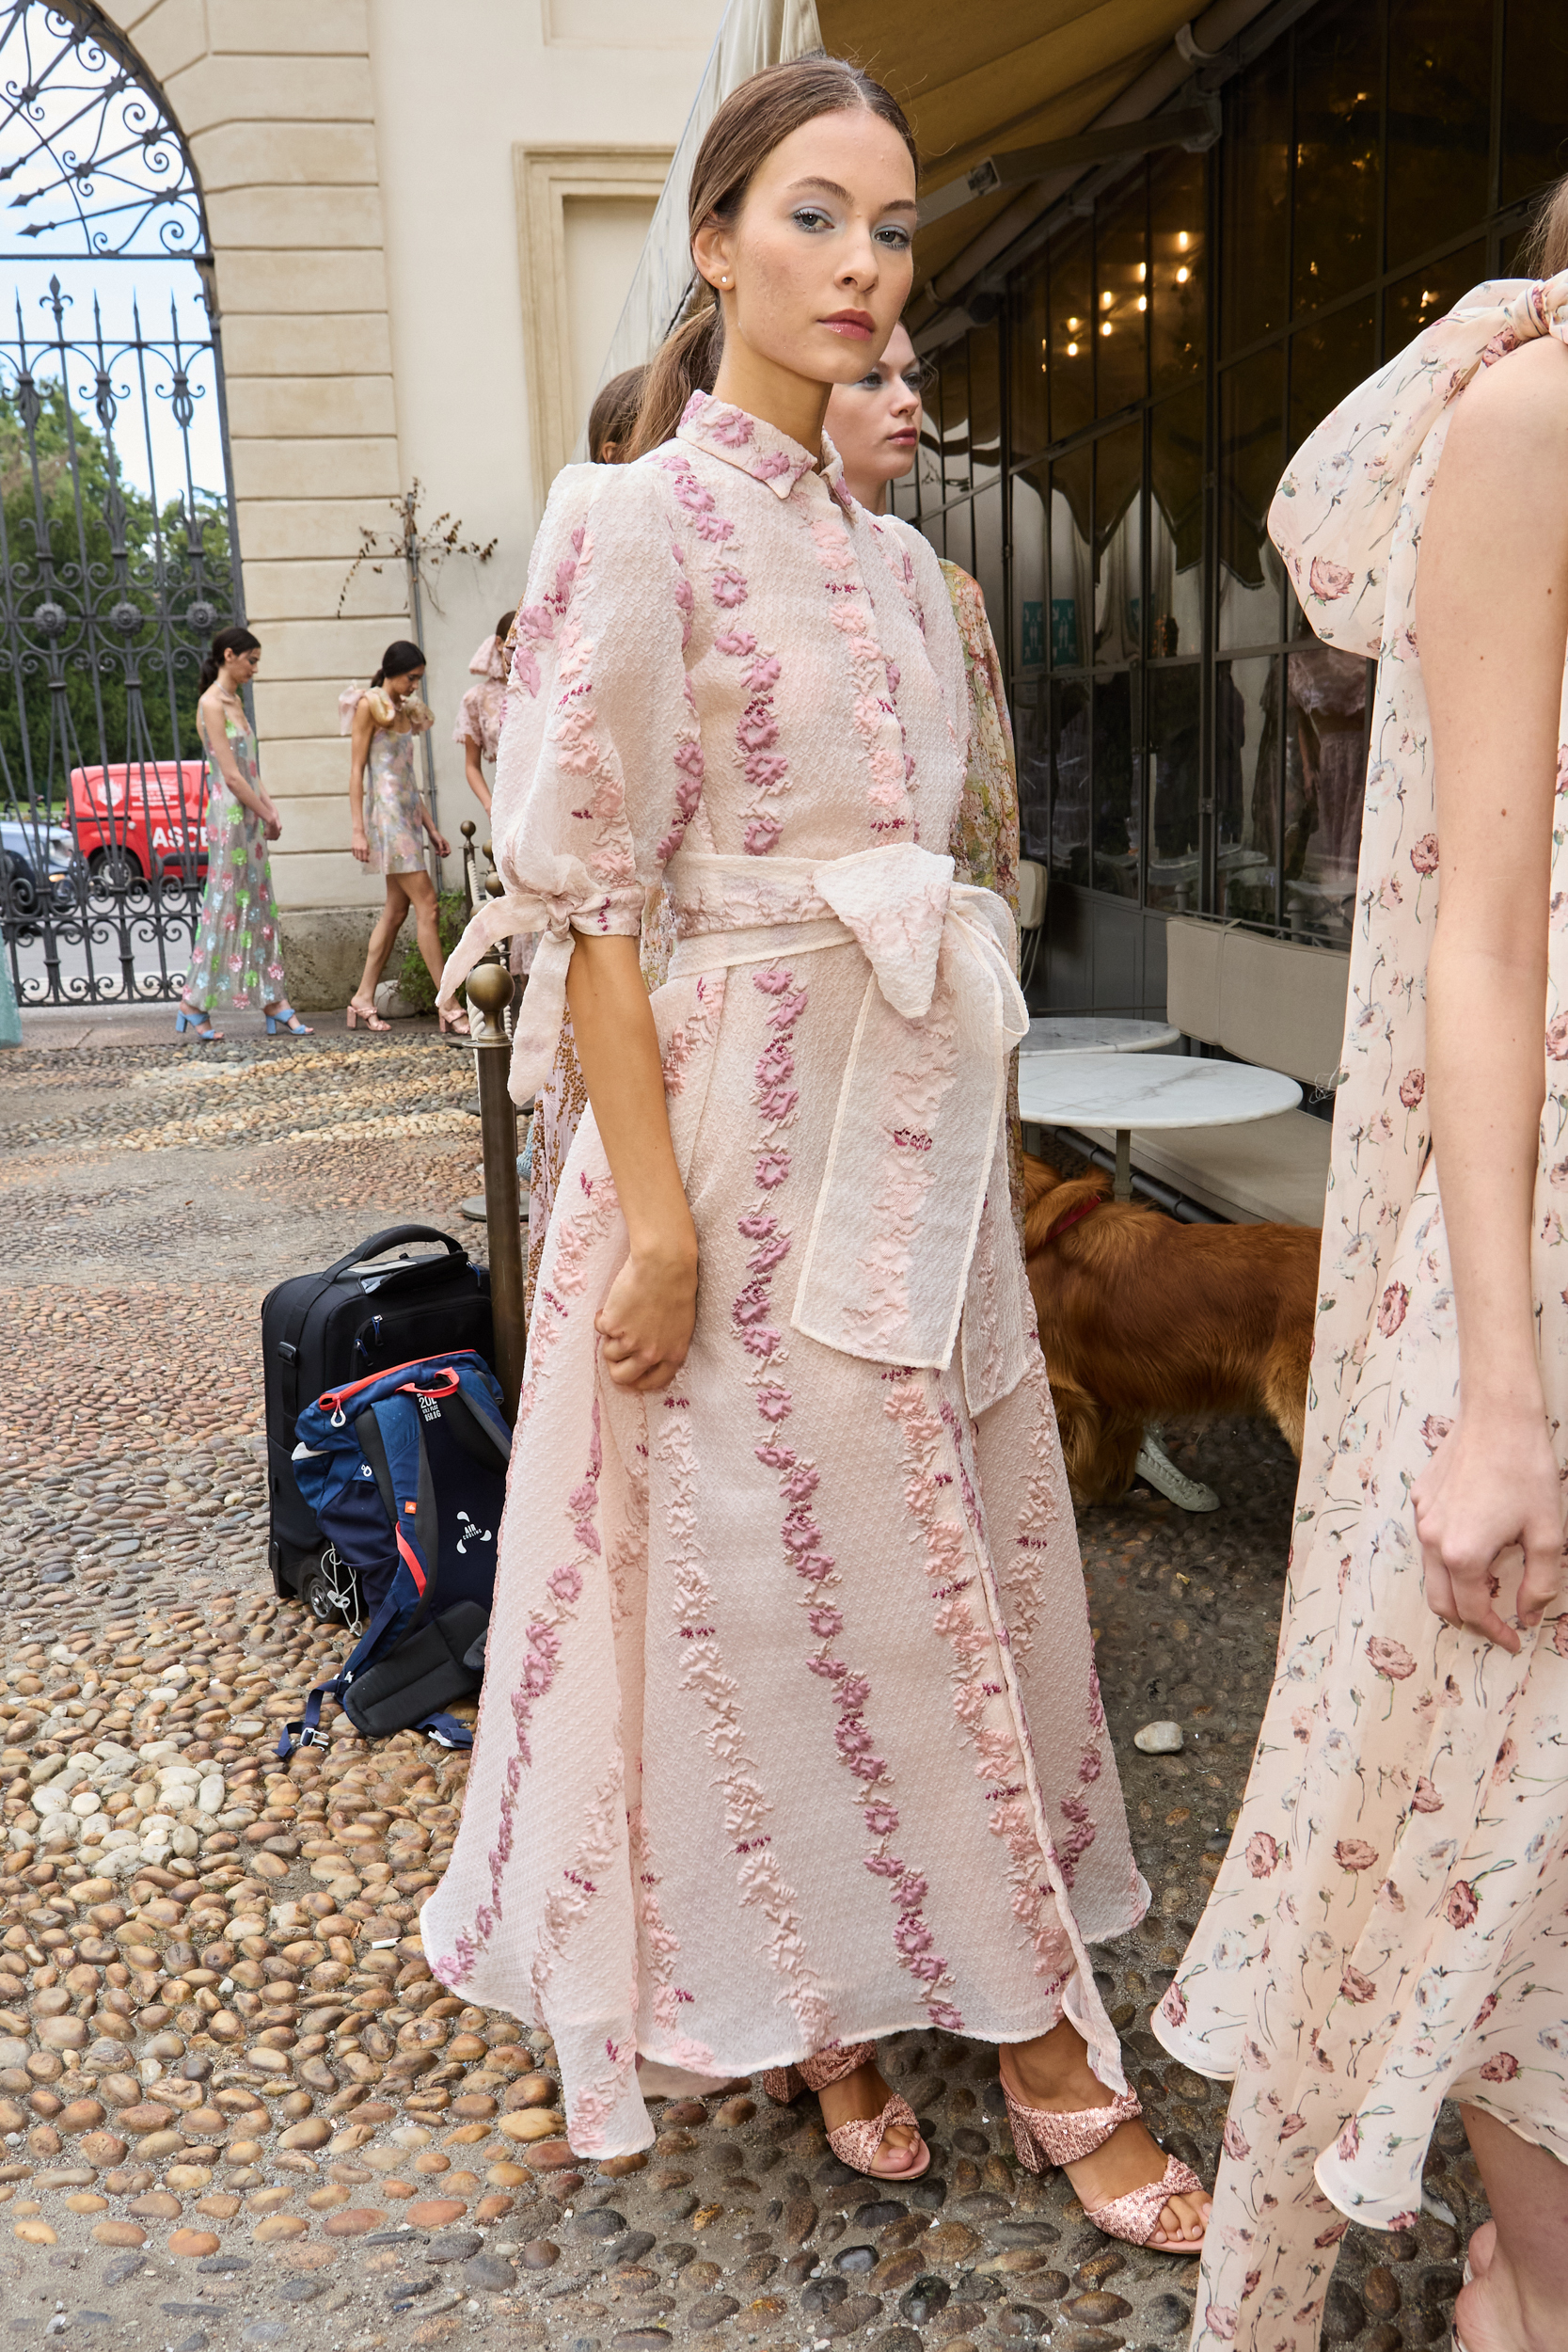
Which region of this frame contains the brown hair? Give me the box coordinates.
[626,57,919,461]
[588,366,649,463]
[1522,172,1568,278]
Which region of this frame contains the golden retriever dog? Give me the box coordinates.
[1022,1153,1320,1505]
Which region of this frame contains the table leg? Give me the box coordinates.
[1114,1128,1132,1201]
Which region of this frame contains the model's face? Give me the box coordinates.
[387,668,425,699]
[696,109,917,389]
[224,647,261,685]
[825,324,922,497]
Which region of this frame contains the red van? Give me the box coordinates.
[69,760,208,886]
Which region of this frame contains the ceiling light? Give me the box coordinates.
[1066,340,1078,356]
[1178,230,1189,250]
[1137,294,1147,311]
[1101,321,1112,336]
[1176,265,1189,283]
[1101,290,1113,309]
[1137,262,1147,282]
[1067,316,1080,330]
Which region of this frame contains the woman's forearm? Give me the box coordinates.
[1426,932,1545,1410]
[566,932,694,1265]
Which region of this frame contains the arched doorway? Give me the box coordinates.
[0,0,243,1005]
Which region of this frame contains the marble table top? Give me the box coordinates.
[1020,1015,1180,1056]
[1017,1052,1302,1131]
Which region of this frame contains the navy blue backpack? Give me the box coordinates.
[279,1350,511,1754]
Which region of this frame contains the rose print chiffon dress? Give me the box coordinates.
[425,390,1148,2158]
[183,707,285,1009]
[1152,277,1568,2352]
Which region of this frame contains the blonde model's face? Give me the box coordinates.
[695,109,917,389]
[826,323,923,504]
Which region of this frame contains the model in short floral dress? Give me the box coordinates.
[427,391,1154,2164]
[183,705,286,1010]
[1152,275,1568,2352]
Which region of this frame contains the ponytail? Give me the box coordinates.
[626,292,723,461]
[372,638,425,688]
[198,624,260,691]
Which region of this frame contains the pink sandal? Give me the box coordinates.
[763,2041,930,2182]
[999,2057,1207,2249]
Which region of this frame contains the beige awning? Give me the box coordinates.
[584,0,1270,430]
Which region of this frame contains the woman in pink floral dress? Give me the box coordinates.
[1153,252,1568,2352]
[429,59,1211,2245]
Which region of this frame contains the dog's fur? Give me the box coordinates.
[1022,1153,1321,1505]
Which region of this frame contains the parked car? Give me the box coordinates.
[0,816,80,926]
[69,760,207,887]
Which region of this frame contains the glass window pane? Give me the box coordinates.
[1285,644,1369,946]
[1386,240,1486,346]
[1219,345,1285,650]
[945,499,975,580]
[1216,655,1281,928]
[1012,460,1047,676]
[1091,672,1137,898]
[1149,386,1205,660]
[1147,667,1203,912]
[1150,146,1206,392]
[1052,444,1092,672]
[1096,172,1148,416]
[1015,682,1049,865]
[1386,0,1495,267]
[1292,0,1383,317]
[972,485,1005,661]
[1290,299,1374,458]
[1051,676,1092,887]
[970,326,1002,487]
[1501,0,1568,210]
[1051,224,1093,444]
[1094,423,1143,664]
[1222,32,1290,356]
[1010,257,1049,462]
[939,342,971,500]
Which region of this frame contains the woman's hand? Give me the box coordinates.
[1411,1406,1564,1651]
[262,803,282,843]
[428,826,451,859]
[595,1241,697,1391]
[352,828,370,866]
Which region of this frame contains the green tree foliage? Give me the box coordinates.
[0,378,235,810]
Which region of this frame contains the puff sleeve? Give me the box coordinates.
[438,462,701,1098]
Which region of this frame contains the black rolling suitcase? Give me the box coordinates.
[261,1225,495,1617]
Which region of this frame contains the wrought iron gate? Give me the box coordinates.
[0,1,244,1006]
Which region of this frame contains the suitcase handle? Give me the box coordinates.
[321,1225,466,1284]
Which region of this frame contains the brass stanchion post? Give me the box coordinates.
[462,961,526,1422]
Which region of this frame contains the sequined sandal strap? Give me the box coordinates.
[1003,2080,1143,2168]
[825,2090,929,2182]
[797,2042,878,2094]
[1083,2153,1207,2249]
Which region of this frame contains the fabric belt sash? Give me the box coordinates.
[439,842,1029,1376]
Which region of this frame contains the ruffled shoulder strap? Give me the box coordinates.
[1270,272,1568,658]
[339,683,366,736]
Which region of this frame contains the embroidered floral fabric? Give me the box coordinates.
[524,556,1024,1308]
[422,392,1146,2156]
[182,708,285,1010]
[1151,277,1568,2352]
[454,631,509,763]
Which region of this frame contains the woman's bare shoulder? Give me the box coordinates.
[1446,335,1568,472]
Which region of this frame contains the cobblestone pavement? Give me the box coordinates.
[0,1030,1481,2352]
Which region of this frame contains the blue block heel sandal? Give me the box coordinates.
[264,1000,312,1036]
[175,1004,223,1041]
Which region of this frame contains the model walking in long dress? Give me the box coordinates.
[1153,253,1568,2352]
[178,625,308,1041]
[430,59,1209,2246]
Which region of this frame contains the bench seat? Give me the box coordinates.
[1071,1105,1331,1227]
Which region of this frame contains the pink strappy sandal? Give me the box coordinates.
[763,2041,930,2182]
[999,2059,1207,2249]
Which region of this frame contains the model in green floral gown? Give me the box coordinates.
[179,626,309,1041]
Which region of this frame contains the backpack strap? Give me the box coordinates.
[274,1579,408,1757]
[414,1712,474,1751]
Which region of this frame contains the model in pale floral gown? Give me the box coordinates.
[179,625,306,1041]
[430,60,1212,2248]
[1153,240,1568,2352]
